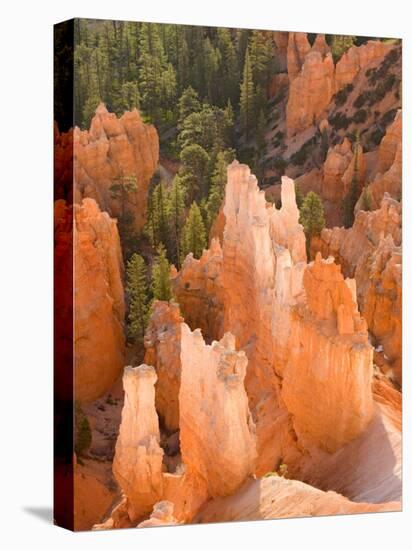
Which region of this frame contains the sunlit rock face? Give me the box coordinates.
[106,322,257,527]
[74,198,125,401]
[74,103,159,232]
[137,501,178,528]
[286,49,335,137]
[219,164,307,474]
[287,32,312,82]
[282,254,374,452]
[112,365,164,523]
[179,325,257,497]
[144,301,184,432]
[174,161,374,476]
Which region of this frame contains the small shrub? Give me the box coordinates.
[354,92,369,109]
[383,73,396,92]
[366,67,377,79]
[335,83,354,107]
[361,187,373,211]
[291,147,308,166]
[369,127,385,146]
[278,463,288,477]
[329,111,350,130]
[384,47,401,66]
[380,108,397,127]
[353,109,367,123]
[273,157,287,171]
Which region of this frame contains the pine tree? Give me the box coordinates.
[109,174,138,257]
[177,86,201,128]
[160,63,178,121]
[249,30,276,89]
[299,191,325,254]
[224,99,235,147]
[138,23,167,122]
[206,148,235,229]
[240,47,255,140]
[295,183,304,209]
[331,35,356,63]
[126,253,149,343]
[145,182,169,249]
[204,37,221,104]
[217,28,240,106]
[167,175,185,268]
[180,202,207,263]
[250,110,266,180]
[115,80,140,113]
[179,144,211,202]
[152,244,173,301]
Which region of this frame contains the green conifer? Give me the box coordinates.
[180,202,207,263]
[152,244,173,301]
[126,253,149,343]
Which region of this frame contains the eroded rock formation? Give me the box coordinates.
[144,302,184,432]
[74,103,159,232]
[105,321,257,527]
[138,501,178,528]
[286,49,335,137]
[179,326,257,497]
[98,160,401,530]
[112,365,164,523]
[335,40,393,90]
[173,161,375,476]
[366,110,402,208]
[287,32,312,82]
[74,198,125,401]
[321,137,366,203]
[282,254,373,452]
[286,36,394,137]
[312,194,402,385]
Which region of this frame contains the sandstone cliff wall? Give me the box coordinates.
[74,198,125,401]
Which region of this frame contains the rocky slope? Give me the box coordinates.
[194,476,400,524]
[309,108,402,386]
[264,33,401,227]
